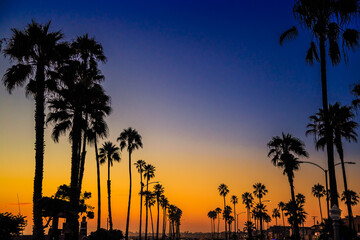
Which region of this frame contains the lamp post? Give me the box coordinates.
[236,212,246,234]
[330,205,341,240]
[299,161,355,219]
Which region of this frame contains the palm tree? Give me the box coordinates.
[267,133,308,240]
[87,103,110,230]
[312,184,325,222]
[154,184,165,240]
[207,211,217,236]
[73,34,107,195]
[2,20,67,240]
[144,164,156,240]
[214,207,222,238]
[218,184,229,240]
[147,192,156,240]
[117,127,143,240]
[230,195,238,235]
[223,206,232,240]
[280,0,359,212]
[284,194,307,231]
[242,192,254,222]
[243,221,255,240]
[341,190,359,208]
[306,103,358,229]
[253,183,268,237]
[272,208,280,226]
[135,160,147,240]
[159,195,169,240]
[99,141,120,230]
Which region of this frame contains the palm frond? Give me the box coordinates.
[280,26,298,45]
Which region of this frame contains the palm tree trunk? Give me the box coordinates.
[223,197,227,240]
[108,159,113,230]
[33,64,45,240]
[217,212,220,238]
[139,172,144,240]
[162,207,166,239]
[319,36,339,208]
[233,203,236,236]
[150,206,155,240]
[336,142,354,230]
[156,198,160,240]
[78,115,88,192]
[125,151,132,240]
[95,136,101,230]
[318,197,323,222]
[287,175,300,240]
[145,179,149,240]
[67,109,82,240]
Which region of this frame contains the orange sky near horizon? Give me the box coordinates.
[1,88,360,235]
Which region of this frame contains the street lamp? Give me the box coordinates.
[330,205,342,240]
[299,161,356,219]
[236,212,246,233]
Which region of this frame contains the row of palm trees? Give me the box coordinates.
[210,182,310,239]
[280,1,360,238]
[1,20,182,240]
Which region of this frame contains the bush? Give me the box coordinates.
[0,212,27,240]
[88,228,124,240]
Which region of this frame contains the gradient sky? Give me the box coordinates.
[1,0,360,235]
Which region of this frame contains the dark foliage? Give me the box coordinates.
[88,228,124,240]
[0,212,27,240]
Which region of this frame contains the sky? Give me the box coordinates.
[1,0,360,235]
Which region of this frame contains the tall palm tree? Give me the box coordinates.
[159,195,169,240]
[242,192,254,222]
[2,20,67,240]
[312,184,325,222]
[117,127,143,240]
[73,34,107,195]
[144,164,156,240]
[272,208,280,226]
[154,184,165,240]
[230,195,238,234]
[99,141,120,230]
[147,192,156,240]
[280,0,359,211]
[207,211,215,236]
[306,103,358,229]
[135,160,147,240]
[253,183,268,238]
[214,207,222,238]
[267,133,308,239]
[218,184,229,240]
[87,103,110,230]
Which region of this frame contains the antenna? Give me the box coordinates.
[17,193,21,215]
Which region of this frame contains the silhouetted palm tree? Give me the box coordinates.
[214,207,222,238]
[253,183,267,237]
[99,141,120,230]
[243,221,255,240]
[272,208,280,226]
[306,103,358,229]
[154,184,164,240]
[144,164,156,240]
[218,184,229,240]
[284,194,307,230]
[230,195,238,235]
[87,103,110,230]
[147,192,156,240]
[312,184,325,222]
[341,190,359,208]
[242,192,254,222]
[207,210,217,237]
[159,195,169,240]
[117,127,143,240]
[135,159,147,240]
[2,20,67,240]
[223,206,232,240]
[267,133,308,240]
[280,0,359,212]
